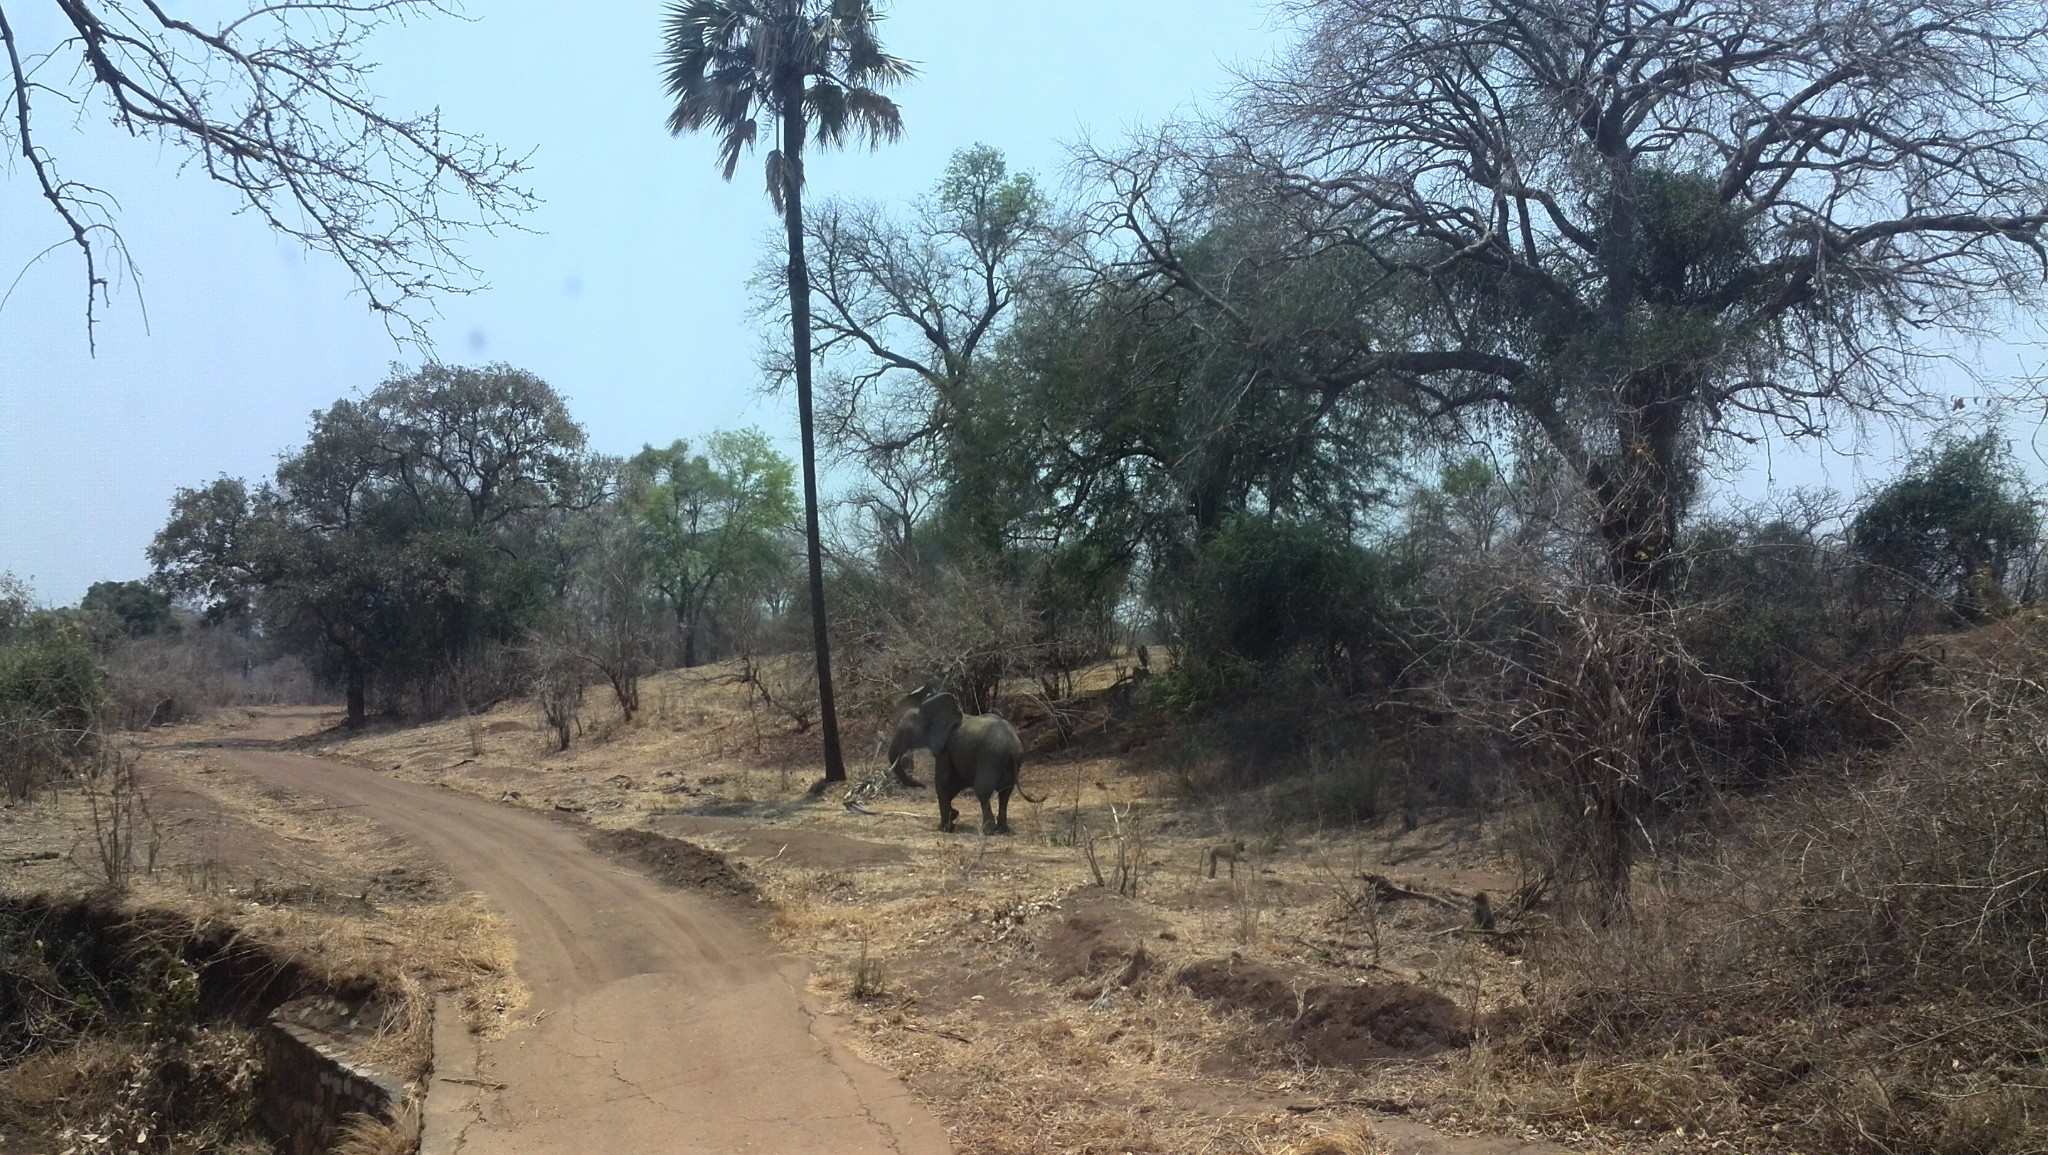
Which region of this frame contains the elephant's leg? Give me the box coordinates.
[937,785,961,832]
[995,786,1013,834]
[976,790,999,836]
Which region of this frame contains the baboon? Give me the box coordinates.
[1471,891,1495,931]
[1202,840,1246,879]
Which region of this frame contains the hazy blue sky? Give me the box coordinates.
[0,0,1289,603]
[0,2,2039,605]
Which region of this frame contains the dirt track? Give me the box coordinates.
[222,745,953,1155]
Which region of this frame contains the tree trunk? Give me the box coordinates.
[344,658,366,728]
[782,105,846,789]
[677,601,701,669]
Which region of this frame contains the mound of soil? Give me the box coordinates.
[1178,956,1471,1067]
[648,815,909,869]
[1041,893,1166,984]
[589,828,759,904]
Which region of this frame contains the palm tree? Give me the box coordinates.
[662,0,913,789]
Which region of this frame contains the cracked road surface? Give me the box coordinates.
[224,748,953,1155]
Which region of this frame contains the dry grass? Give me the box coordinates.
[0,1031,269,1155]
[1257,1123,1385,1155]
[1,712,523,1155]
[310,657,1539,1154]
[298,640,2046,1154]
[333,1098,422,1155]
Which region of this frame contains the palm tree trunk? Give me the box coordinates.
[781,107,847,789]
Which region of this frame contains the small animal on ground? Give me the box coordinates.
[1471,890,1495,930]
[1202,840,1246,879]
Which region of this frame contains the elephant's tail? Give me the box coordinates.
[1018,786,1048,804]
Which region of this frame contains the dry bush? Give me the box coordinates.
[82,743,160,891]
[528,640,586,751]
[835,559,1036,716]
[1079,804,1147,898]
[834,556,1110,741]
[0,1032,267,1155]
[728,651,818,736]
[105,629,322,729]
[1470,615,2048,1154]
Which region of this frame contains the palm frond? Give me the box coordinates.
[843,88,904,147]
[808,81,850,146]
[765,148,794,214]
[718,117,760,181]
[662,0,911,200]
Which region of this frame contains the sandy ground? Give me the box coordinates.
[42,683,1612,1155]
[217,742,952,1155]
[267,671,1605,1155]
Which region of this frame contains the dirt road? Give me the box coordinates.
[222,746,953,1155]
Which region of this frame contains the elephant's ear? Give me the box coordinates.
[921,692,965,752]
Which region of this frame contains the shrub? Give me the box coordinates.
[0,614,110,798]
[103,628,323,729]
[1484,612,2048,1154]
[1171,514,1410,705]
[1850,430,2039,636]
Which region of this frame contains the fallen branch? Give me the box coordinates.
[898,1022,973,1044]
[1358,872,1464,912]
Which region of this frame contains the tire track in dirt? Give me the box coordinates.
[221,747,952,1155]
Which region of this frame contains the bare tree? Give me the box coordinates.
[564,515,661,721]
[1090,0,2048,598]
[795,146,1048,554]
[1086,0,2048,908]
[0,1,534,345]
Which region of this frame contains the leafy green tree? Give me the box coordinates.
[151,365,591,725]
[628,430,798,667]
[79,580,180,638]
[1851,431,2039,632]
[662,0,914,787]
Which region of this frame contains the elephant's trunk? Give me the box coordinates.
[886,719,925,788]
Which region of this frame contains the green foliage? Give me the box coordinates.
[1677,512,1856,771]
[627,429,798,666]
[937,145,1042,256]
[150,364,591,722]
[0,595,111,799]
[1849,431,2039,631]
[1171,515,1408,703]
[79,581,181,639]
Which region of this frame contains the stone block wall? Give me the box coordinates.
[260,996,411,1155]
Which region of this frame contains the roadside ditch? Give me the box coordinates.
[0,896,418,1155]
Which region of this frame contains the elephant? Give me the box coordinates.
[886,690,1042,834]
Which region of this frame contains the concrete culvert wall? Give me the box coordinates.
[263,996,411,1155]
